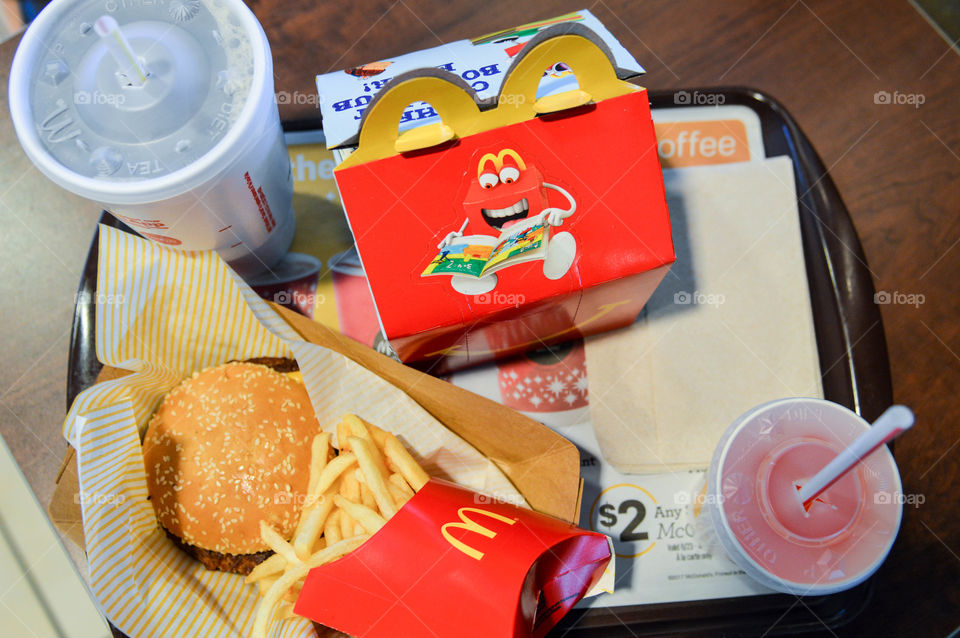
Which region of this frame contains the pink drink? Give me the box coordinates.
[328,247,380,346]
[703,398,902,595]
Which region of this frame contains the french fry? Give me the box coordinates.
[245,553,286,584]
[339,469,361,537]
[250,414,428,637]
[290,433,333,542]
[293,494,335,560]
[359,480,377,510]
[388,472,415,498]
[283,582,302,603]
[344,415,390,479]
[324,509,342,546]
[339,461,360,498]
[350,435,398,518]
[337,419,352,452]
[257,575,278,596]
[305,534,370,566]
[314,452,357,495]
[276,601,296,620]
[259,521,300,565]
[306,432,332,497]
[387,480,413,507]
[354,467,367,486]
[253,562,311,638]
[361,419,390,451]
[339,508,356,539]
[384,434,430,491]
[334,495,387,534]
[255,532,373,638]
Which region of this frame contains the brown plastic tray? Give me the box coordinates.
[68,87,892,637]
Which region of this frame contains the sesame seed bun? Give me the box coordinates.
[142,360,318,571]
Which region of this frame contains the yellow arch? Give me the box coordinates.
[476,148,527,177]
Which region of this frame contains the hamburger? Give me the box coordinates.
[142,358,319,574]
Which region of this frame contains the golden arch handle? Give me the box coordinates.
[497,31,637,119]
[533,89,593,114]
[341,72,481,168]
[337,27,641,169]
[394,122,457,153]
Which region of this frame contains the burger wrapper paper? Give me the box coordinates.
[61,225,602,638]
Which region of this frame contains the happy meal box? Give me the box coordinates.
[334,25,674,371]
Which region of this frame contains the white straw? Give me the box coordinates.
[798,405,914,505]
[94,15,148,86]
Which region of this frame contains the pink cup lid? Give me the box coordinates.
[709,398,902,595]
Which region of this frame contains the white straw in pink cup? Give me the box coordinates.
[698,398,912,595]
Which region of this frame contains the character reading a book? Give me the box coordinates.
[422,148,577,295]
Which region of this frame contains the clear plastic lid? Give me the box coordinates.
[23,0,255,181]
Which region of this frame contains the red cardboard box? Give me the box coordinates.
[335,26,674,372]
[294,479,613,638]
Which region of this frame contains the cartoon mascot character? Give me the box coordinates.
[438,148,578,295]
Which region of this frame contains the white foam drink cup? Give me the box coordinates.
[9,0,294,278]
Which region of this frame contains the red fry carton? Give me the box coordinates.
[294,479,613,637]
[334,25,674,372]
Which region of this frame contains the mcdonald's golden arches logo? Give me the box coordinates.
[477,149,527,178]
[441,507,518,560]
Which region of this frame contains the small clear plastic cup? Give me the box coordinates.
[247,252,322,317]
[698,398,902,595]
[9,0,294,278]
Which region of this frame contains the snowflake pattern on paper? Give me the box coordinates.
[497,344,588,412]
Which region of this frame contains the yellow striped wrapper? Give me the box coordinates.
[63,224,524,637]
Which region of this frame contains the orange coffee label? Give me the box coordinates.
[654,120,751,168]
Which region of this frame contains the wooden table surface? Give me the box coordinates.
[1,0,957,635]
